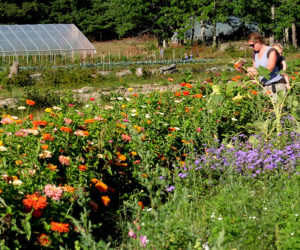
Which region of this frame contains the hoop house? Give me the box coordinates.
[0,24,96,58]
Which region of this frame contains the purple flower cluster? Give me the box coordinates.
[194,132,300,177]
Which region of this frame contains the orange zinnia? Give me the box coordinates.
[185,83,193,89]
[84,119,95,124]
[174,92,181,97]
[138,201,144,209]
[192,94,203,98]
[251,90,258,95]
[26,99,35,106]
[23,193,47,211]
[60,127,72,133]
[43,133,54,141]
[101,196,110,206]
[50,222,69,233]
[41,144,49,150]
[32,120,47,127]
[95,181,108,193]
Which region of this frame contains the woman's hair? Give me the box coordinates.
[247,33,264,44]
[273,43,284,53]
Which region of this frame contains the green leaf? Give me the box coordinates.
[226,81,236,95]
[22,213,32,241]
[257,66,271,81]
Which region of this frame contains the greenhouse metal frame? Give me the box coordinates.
[0,24,96,59]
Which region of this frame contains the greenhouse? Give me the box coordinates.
[0,24,96,58]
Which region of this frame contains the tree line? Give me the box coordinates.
[0,0,299,46]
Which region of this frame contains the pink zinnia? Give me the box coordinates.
[59,155,70,166]
[128,229,136,239]
[140,236,148,247]
[122,134,131,142]
[63,118,72,124]
[44,184,63,201]
[1,117,14,124]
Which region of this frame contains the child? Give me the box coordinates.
[272,43,291,90]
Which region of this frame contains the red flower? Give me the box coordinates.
[90,98,95,101]
[78,165,87,171]
[180,82,187,86]
[26,99,35,106]
[183,91,190,96]
[50,222,70,233]
[38,234,51,247]
[251,90,258,95]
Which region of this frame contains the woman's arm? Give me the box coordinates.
[266,50,277,72]
[281,60,287,71]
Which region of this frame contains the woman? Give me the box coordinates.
[246,33,286,95]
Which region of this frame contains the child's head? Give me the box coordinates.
[273,43,283,55]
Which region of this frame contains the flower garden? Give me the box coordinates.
[0,69,299,249]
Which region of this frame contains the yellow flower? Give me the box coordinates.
[0,141,3,146]
[131,151,137,156]
[232,93,244,101]
[122,104,127,109]
[128,88,134,91]
[45,108,52,113]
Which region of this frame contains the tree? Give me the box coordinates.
[106,0,190,46]
[0,0,49,24]
[275,0,300,47]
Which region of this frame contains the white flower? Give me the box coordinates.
[147,208,152,212]
[211,212,215,218]
[141,105,147,108]
[131,109,137,113]
[11,116,18,120]
[97,154,104,159]
[117,97,124,101]
[85,104,90,108]
[131,113,137,117]
[159,112,164,116]
[12,180,23,186]
[27,129,39,135]
[52,106,62,111]
[218,217,223,221]
[174,127,180,130]
[145,114,151,118]
[17,106,26,110]
[174,100,182,103]
[231,118,238,121]
[295,214,299,217]
[202,242,210,250]
[104,105,114,110]
[291,233,295,236]
[125,98,131,101]
[0,146,7,152]
[110,97,116,101]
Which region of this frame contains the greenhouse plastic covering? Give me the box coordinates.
[0,24,96,56]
